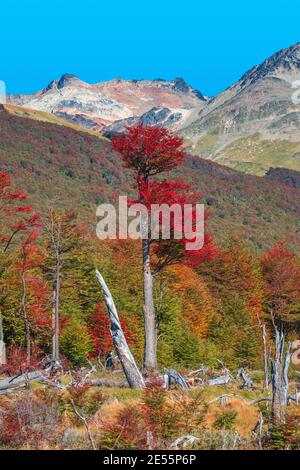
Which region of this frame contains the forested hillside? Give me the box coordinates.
[1,105,300,251]
[1,111,300,451]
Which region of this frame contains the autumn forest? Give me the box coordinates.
[0,106,299,452]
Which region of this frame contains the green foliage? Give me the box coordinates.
[269,412,300,450]
[1,110,300,373]
[213,407,238,430]
[60,320,93,366]
[155,285,201,368]
[1,108,300,251]
[209,296,260,369]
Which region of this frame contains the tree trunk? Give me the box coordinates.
[262,323,269,390]
[237,368,253,389]
[21,272,31,365]
[0,311,6,366]
[142,238,157,372]
[96,269,145,389]
[271,327,291,424]
[52,266,60,363]
[0,370,46,393]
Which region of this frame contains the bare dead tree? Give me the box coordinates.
[70,398,96,450]
[47,210,62,363]
[270,325,292,424]
[261,323,269,391]
[96,269,145,389]
[255,312,269,391]
[19,271,31,365]
[251,411,264,449]
[43,208,80,364]
[237,368,253,389]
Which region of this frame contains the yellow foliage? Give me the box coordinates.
[166,265,214,338]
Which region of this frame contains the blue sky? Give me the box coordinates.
[1,0,299,97]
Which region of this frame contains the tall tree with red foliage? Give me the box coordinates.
[0,171,42,365]
[0,171,41,253]
[88,304,133,360]
[43,209,83,364]
[17,229,44,364]
[261,245,300,423]
[112,125,215,371]
[261,245,300,329]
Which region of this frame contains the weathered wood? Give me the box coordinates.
[0,370,46,393]
[208,393,247,405]
[261,323,269,390]
[142,237,157,372]
[208,375,232,386]
[170,435,200,449]
[96,269,145,389]
[208,393,273,408]
[187,366,209,377]
[167,369,190,390]
[0,311,6,366]
[70,398,96,450]
[271,327,291,423]
[237,368,253,389]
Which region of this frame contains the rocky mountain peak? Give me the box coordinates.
[42,74,81,93]
[57,73,80,89]
[239,42,300,87]
[172,77,190,93]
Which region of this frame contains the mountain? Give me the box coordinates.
[180,42,300,175]
[8,75,206,133]
[8,42,300,176]
[1,103,109,139]
[1,105,300,251]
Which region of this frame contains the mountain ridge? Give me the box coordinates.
[7,41,300,175]
[1,106,300,251]
[180,41,300,174]
[8,75,206,133]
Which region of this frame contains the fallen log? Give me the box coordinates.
[208,393,246,405]
[187,367,209,377]
[208,393,272,407]
[208,375,232,386]
[0,370,47,394]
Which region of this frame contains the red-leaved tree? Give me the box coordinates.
[0,171,41,253]
[262,245,300,329]
[88,304,133,360]
[17,229,44,364]
[0,171,42,366]
[112,125,215,371]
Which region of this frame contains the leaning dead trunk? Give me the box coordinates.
[0,311,6,366]
[96,269,145,389]
[271,327,291,424]
[142,238,157,372]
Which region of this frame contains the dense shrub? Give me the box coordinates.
[60,320,93,366]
